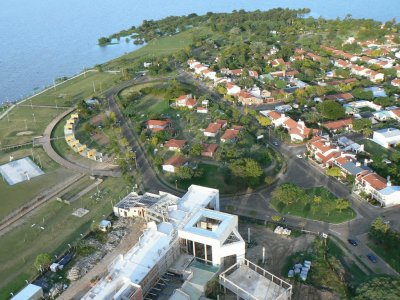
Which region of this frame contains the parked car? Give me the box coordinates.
[347,239,358,246]
[296,154,303,158]
[367,253,378,263]
[273,141,279,146]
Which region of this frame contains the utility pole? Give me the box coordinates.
[92,81,96,93]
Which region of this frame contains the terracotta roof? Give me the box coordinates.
[283,118,298,129]
[177,94,189,101]
[325,93,353,101]
[230,69,243,75]
[391,79,400,86]
[322,118,353,130]
[147,119,170,127]
[197,106,207,112]
[221,129,240,141]
[202,143,218,153]
[186,98,197,107]
[335,156,351,166]
[215,119,228,126]
[390,108,400,117]
[164,139,186,149]
[164,156,188,167]
[205,123,222,133]
[267,111,282,120]
[361,173,387,191]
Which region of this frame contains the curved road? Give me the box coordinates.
[41,107,121,177]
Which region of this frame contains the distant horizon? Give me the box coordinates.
[1,0,399,104]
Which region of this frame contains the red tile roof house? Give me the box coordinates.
[271,58,286,68]
[248,70,259,78]
[147,119,171,133]
[322,118,353,133]
[307,137,341,167]
[194,64,208,74]
[324,93,354,102]
[162,156,189,173]
[237,91,264,106]
[355,172,387,197]
[391,79,400,87]
[196,107,208,114]
[388,108,400,121]
[225,82,241,96]
[215,119,228,128]
[283,119,319,142]
[229,68,243,76]
[175,94,197,109]
[164,139,187,152]
[204,123,222,137]
[221,129,240,143]
[201,143,218,158]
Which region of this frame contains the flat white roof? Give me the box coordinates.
[11,284,42,300]
[374,128,400,138]
[82,185,219,300]
[182,209,237,242]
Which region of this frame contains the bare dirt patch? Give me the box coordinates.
[16,131,34,136]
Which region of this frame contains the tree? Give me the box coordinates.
[326,167,342,177]
[316,100,345,120]
[272,183,305,206]
[369,217,390,240]
[189,143,203,157]
[34,253,52,272]
[229,158,263,185]
[313,196,322,206]
[256,115,272,127]
[335,198,350,212]
[353,118,372,132]
[354,276,400,300]
[271,215,282,222]
[175,166,194,179]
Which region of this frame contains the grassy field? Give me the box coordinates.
[0,147,75,221]
[169,163,250,194]
[29,71,119,107]
[271,187,356,224]
[104,28,207,69]
[0,72,120,148]
[0,176,133,299]
[0,106,62,146]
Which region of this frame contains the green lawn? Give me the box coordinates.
[362,139,394,159]
[271,187,356,224]
[0,106,62,146]
[104,28,207,69]
[170,163,250,194]
[0,176,133,299]
[29,71,119,107]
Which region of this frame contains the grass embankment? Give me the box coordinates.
[104,27,208,69]
[368,240,400,273]
[272,186,355,224]
[0,176,132,299]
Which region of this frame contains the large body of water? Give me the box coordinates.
[1,0,400,104]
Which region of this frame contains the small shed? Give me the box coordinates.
[99,220,111,232]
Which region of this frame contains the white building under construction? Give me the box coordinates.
[82,185,291,300]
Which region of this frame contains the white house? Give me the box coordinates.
[372,128,400,149]
[375,186,400,207]
[162,156,188,173]
[226,83,241,95]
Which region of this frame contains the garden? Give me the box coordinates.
[271,184,356,223]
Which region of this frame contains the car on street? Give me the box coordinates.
[273,141,279,146]
[296,154,303,158]
[347,239,358,246]
[367,253,378,263]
